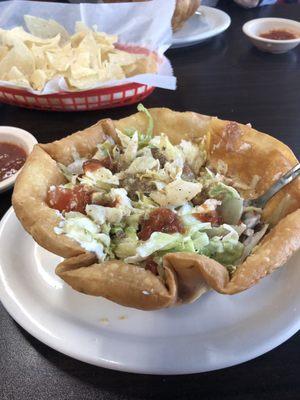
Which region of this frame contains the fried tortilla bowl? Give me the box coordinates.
[12,108,300,310]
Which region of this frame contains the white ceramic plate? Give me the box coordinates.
[0,207,300,375]
[172,6,231,49]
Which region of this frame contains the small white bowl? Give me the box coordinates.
[0,127,37,193]
[243,18,300,54]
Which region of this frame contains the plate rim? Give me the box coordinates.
[0,207,300,375]
[171,6,231,48]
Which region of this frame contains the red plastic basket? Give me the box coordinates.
[0,44,158,111]
[0,82,155,111]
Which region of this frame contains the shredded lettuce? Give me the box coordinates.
[86,204,123,225]
[157,235,196,256]
[93,139,114,160]
[149,134,183,163]
[58,162,78,185]
[178,139,206,174]
[163,158,184,180]
[54,212,109,261]
[125,232,182,264]
[137,103,154,138]
[79,167,119,189]
[132,193,157,210]
[126,212,142,230]
[123,226,243,267]
[150,179,202,207]
[208,181,241,201]
[110,188,133,214]
[86,188,132,225]
[181,213,212,235]
[114,226,139,259]
[204,223,245,238]
[200,168,243,224]
[200,234,244,266]
[123,104,154,148]
[219,197,244,225]
[201,169,241,200]
[191,231,210,252]
[117,129,138,166]
[125,155,159,175]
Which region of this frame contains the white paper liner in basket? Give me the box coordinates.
[0,0,177,95]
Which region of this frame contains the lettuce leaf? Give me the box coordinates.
[123,104,154,148]
[200,233,244,266]
[208,181,241,201]
[200,168,243,224]
[125,155,159,175]
[54,211,109,261]
[58,163,78,185]
[150,179,202,207]
[86,204,123,225]
[125,232,182,263]
[191,231,210,252]
[79,166,119,189]
[132,193,157,210]
[93,139,114,160]
[181,213,212,235]
[201,169,241,200]
[114,226,139,259]
[116,129,138,167]
[178,139,206,174]
[110,188,133,214]
[219,197,243,225]
[149,133,183,163]
[137,103,154,138]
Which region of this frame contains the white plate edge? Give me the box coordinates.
[0,207,300,375]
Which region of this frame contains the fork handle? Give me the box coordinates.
[250,163,300,209]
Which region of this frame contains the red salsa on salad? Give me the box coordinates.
[47,185,91,214]
[83,157,114,173]
[138,208,185,241]
[193,210,222,225]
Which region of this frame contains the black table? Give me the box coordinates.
[1,3,300,399]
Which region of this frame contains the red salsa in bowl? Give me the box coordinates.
[260,29,298,40]
[0,142,27,182]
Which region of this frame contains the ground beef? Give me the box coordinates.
[151,147,167,168]
[182,163,195,181]
[120,176,156,198]
[114,230,126,240]
[91,192,114,206]
[191,192,206,206]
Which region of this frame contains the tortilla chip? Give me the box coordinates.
[24,15,70,45]
[0,17,158,91]
[0,39,35,79]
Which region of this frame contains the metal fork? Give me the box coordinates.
[244,163,300,209]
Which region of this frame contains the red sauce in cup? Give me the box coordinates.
[260,30,297,40]
[0,142,27,182]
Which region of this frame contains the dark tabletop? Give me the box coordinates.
[1,2,300,399]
